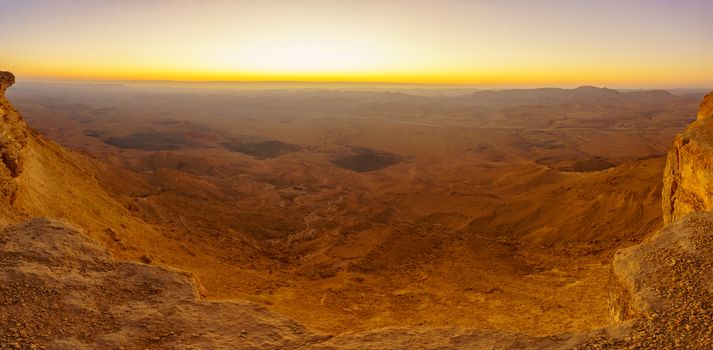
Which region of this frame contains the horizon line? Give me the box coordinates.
[12,77,713,91]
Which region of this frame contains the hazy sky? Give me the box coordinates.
[1,0,712,87]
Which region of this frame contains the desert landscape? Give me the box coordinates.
[5,80,704,334]
[2,0,713,349]
[1,71,712,348]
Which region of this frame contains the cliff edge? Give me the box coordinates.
[0,71,29,222]
[0,71,27,179]
[698,92,713,120]
[663,93,713,224]
[0,71,177,260]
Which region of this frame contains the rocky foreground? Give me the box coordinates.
[0,218,581,349]
[580,212,713,349]
[0,218,327,349]
[1,213,711,349]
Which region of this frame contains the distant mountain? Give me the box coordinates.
[448,85,676,106]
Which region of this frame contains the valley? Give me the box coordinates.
[4,81,703,336]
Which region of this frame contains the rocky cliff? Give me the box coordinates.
[0,72,28,209]
[0,71,173,256]
[0,71,27,177]
[698,92,713,120]
[662,93,713,224]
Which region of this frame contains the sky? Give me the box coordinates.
[1,0,712,87]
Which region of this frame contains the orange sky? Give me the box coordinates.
[1,0,712,87]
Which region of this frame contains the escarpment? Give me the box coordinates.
[698,92,713,120]
[0,71,28,210]
[662,93,713,224]
[0,72,160,242]
[0,71,28,178]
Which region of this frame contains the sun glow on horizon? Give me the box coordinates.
[2,0,712,87]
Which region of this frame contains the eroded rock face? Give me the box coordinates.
[0,71,28,178]
[662,93,713,224]
[698,92,713,120]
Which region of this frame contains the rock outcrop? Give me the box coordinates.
[698,92,713,120]
[0,71,28,210]
[662,93,713,224]
[0,71,27,178]
[0,72,14,92]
